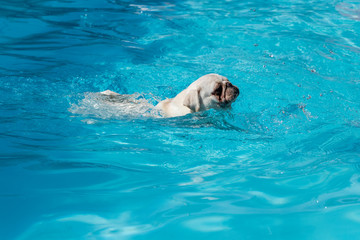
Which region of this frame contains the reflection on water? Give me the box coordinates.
[1,0,360,239]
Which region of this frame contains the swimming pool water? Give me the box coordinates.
[1,0,360,239]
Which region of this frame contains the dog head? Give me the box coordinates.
[183,74,239,112]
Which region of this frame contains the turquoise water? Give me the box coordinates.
[1,0,360,239]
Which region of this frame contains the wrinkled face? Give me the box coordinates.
[211,79,239,108]
[195,74,240,110]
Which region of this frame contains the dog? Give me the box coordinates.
[101,74,239,118]
[155,74,239,117]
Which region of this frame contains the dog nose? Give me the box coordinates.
[226,82,233,88]
[233,85,239,96]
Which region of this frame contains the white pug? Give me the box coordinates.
[101,74,239,118]
[155,74,239,117]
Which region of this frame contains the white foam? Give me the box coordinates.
[69,92,162,120]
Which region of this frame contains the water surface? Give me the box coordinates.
[1,0,360,239]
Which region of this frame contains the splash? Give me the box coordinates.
[69,92,162,121]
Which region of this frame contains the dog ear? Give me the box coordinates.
[183,89,201,112]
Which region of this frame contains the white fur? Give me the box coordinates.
[100,73,239,118]
[155,74,238,117]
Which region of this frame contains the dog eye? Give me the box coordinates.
[213,85,222,96]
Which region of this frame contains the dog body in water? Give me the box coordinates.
[155,74,239,117]
[101,74,239,118]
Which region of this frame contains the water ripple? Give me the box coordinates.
[2,0,360,239]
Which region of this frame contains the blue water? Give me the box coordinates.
[1,0,360,239]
